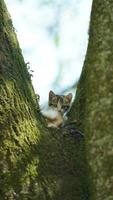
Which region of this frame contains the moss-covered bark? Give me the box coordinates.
[0,0,91,199]
[71,0,113,199]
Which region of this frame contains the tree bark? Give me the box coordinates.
[71,0,113,199]
[0,1,91,199]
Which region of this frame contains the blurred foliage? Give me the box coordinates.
[13,0,90,97]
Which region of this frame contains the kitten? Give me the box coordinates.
[41,91,72,128]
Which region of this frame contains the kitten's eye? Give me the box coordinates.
[49,103,57,107]
[63,105,69,110]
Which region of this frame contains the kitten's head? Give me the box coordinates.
[48,90,72,114]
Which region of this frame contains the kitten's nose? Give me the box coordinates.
[57,100,62,112]
[61,109,64,114]
[58,107,62,112]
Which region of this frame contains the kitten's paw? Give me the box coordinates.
[47,124,59,128]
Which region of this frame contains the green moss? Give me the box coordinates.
[0,0,92,199]
[71,0,113,199]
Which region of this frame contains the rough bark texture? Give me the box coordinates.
[0,1,91,199]
[70,0,113,199]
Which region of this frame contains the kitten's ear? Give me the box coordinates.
[49,90,55,99]
[66,93,72,102]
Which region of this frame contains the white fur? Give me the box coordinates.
[41,106,65,127]
[41,105,68,128]
[41,107,59,119]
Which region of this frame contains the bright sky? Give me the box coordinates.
[5,0,93,104]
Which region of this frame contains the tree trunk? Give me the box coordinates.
[71,0,113,199]
[0,1,91,199]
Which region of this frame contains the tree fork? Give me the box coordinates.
[0,1,92,199]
